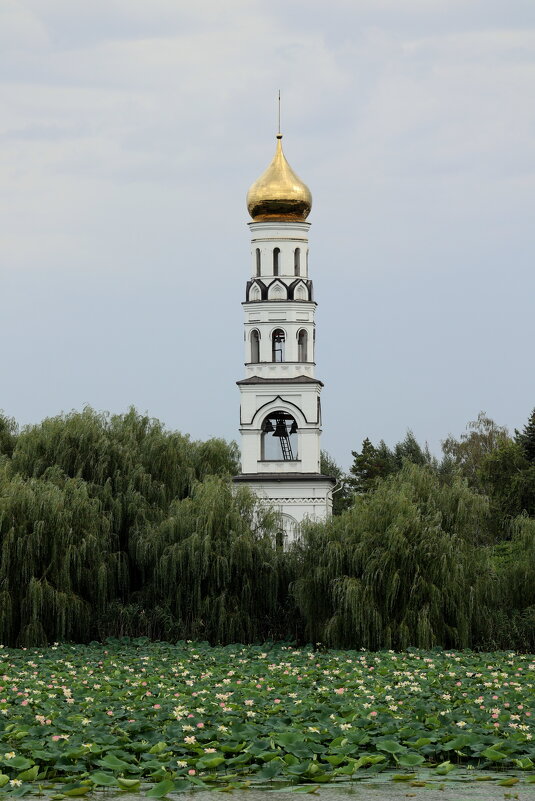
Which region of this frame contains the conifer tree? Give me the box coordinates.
[348,438,394,493]
[516,407,535,462]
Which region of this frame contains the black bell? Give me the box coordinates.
[273,420,288,438]
[263,420,274,433]
[289,420,298,434]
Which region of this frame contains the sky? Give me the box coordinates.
[1,0,535,469]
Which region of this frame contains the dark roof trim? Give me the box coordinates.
[237,376,323,386]
[233,473,336,484]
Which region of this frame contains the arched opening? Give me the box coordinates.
[294,248,300,276]
[255,248,261,277]
[272,329,285,362]
[275,531,285,549]
[297,329,308,362]
[273,247,280,276]
[261,412,298,460]
[250,329,260,363]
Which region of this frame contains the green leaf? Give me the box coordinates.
[513,757,534,769]
[4,758,33,771]
[256,760,283,780]
[287,786,320,793]
[148,742,168,755]
[63,785,92,796]
[145,779,175,798]
[16,766,39,782]
[392,774,417,782]
[396,754,425,767]
[116,777,141,790]
[481,747,507,762]
[196,757,225,770]
[498,778,519,787]
[376,740,405,754]
[97,754,132,772]
[0,775,10,788]
[435,761,455,775]
[90,772,117,786]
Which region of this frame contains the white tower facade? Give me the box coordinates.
[233,134,334,544]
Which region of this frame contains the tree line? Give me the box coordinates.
[0,406,534,651]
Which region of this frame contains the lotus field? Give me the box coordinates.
[0,641,534,796]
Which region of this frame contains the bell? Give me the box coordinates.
[290,420,298,434]
[263,420,274,433]
[273,420,288,438]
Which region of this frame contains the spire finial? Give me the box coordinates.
[277,90,281,138]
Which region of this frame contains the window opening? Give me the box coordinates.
[294,248,300,276]
[275,531,284,549]
[297,329,308,362]
[250,329,260,363]
[255,248,261,276]
[273,247,280,275]
[272,329,285,362]
[262,412,298,460]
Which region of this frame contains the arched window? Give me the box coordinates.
[297,329,308,362]
[273,247,280,276]
[272,329,285,362]
[294,248,300,276]
[255,248,261,277]
[261,412,298,460]
[250,329,260,363]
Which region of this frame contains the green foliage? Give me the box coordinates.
[516,407,535,462]
[0,408,256,646]
[293,463,493,649]
[0,641,533,793]
[479,441,535,525]
[442,411,510,487]
[1,406,535,651]
[0,412,18,458]
[320,451,351,514]
[132,477,293,643]
[348,432,435,494]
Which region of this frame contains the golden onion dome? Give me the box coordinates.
[247,134,312,222]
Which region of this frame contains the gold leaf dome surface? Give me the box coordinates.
[247,135,312,222]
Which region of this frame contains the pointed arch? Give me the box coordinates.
[268,279,287,301]
[249,283,261,302]
[294,282,308,301]
[251,395,310,427]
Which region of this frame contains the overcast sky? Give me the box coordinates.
[2,0,535,469]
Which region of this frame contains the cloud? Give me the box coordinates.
[1,0,534,463]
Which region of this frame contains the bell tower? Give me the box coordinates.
[233,132,335,544]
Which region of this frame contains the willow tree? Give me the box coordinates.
[0,466,127,646]
[486,516,535,651]
[131,476,296,643]
[293,462,496,650]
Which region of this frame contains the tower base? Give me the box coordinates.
[233,473,336,545]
